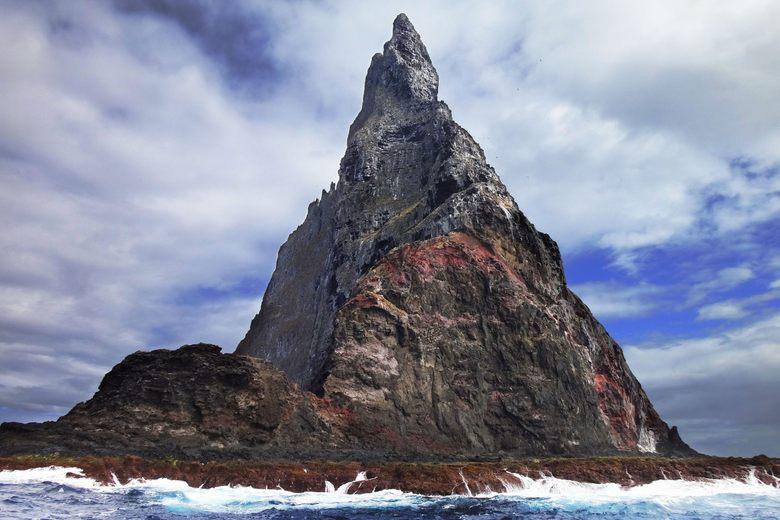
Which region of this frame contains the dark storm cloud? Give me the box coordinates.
[115,0,280,92]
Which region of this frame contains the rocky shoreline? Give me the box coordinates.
[1,455,776,495]
[0,342,692,461]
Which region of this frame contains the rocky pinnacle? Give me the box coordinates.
[235,14,694,456]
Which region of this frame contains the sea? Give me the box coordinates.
[1,466,779,519]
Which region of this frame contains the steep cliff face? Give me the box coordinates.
[238,14,691,456]
[325,233,686,455]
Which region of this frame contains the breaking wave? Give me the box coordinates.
[1,465,778,518]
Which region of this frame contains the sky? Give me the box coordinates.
[0,0,778,457]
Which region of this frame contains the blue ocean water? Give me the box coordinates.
[1,466,779,519]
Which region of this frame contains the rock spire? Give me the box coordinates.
[235,14,692,456]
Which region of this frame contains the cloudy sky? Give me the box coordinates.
[1,0,778,456]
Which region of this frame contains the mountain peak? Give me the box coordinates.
[388,13,427,60]
[392,13,413,31]
[0,13,695,463]
[382,13,437,102]
[349,14,438,142]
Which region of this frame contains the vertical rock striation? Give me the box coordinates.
[237,14,692,456]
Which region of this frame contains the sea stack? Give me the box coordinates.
[0,14,693,460]
[237,14,691,456]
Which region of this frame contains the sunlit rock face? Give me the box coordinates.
[237,14,692,456]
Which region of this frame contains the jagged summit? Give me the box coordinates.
[380,13,438,101]
[348,14,439,142]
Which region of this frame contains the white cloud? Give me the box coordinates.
[570,282,662,318]
[696,302,747,321]
[625,312,780,455]
[519,2,780,159]
[695,285,780,321]
[707,165,780,234]
[687,265,755,305]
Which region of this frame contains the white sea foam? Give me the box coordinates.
[1,465,778,514]
[334,470,371,494]
[158,486,418,513]
[0,466,103,489]
[495,469,778,501]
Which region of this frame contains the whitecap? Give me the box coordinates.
[1,465,778,515]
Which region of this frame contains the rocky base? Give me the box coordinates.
[1,455,777,494]
[0,343,693,460]
[0,344,336,460]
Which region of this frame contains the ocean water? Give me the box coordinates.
[1,466,779,519]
